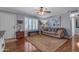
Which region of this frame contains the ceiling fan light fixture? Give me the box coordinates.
[36,7,51,16]
[37,11,45,15]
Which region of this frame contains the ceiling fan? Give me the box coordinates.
[36,7,51,15]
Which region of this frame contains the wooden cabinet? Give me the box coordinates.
[16,31,24,39]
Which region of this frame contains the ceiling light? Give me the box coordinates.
[36,7,51,16]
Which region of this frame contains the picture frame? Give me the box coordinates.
[48,16,61,28]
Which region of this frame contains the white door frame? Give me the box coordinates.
[70,13,79,52]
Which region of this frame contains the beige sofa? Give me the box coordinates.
[42,28,65,38]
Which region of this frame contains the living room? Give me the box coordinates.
[0,7,79,52]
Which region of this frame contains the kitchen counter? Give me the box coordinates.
[0,31,5,38]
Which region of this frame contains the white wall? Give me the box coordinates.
[0,12,17,39]
[41,13,72,36]
[61,13,72,36]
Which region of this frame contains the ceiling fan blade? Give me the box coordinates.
[44,11,51,13]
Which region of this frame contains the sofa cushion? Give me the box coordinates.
[57,30,63,34]
[53,28,58,32]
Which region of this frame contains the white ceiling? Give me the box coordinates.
[0,7,79,19]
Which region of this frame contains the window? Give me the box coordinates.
[29,18,33,31]
[25,18,38,31]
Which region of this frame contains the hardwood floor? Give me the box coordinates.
[5,39,39,52]
[56,39,72,52]
[5,35,72,52]
[74,35,79,52]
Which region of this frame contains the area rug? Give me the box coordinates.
[27,35,68,52]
